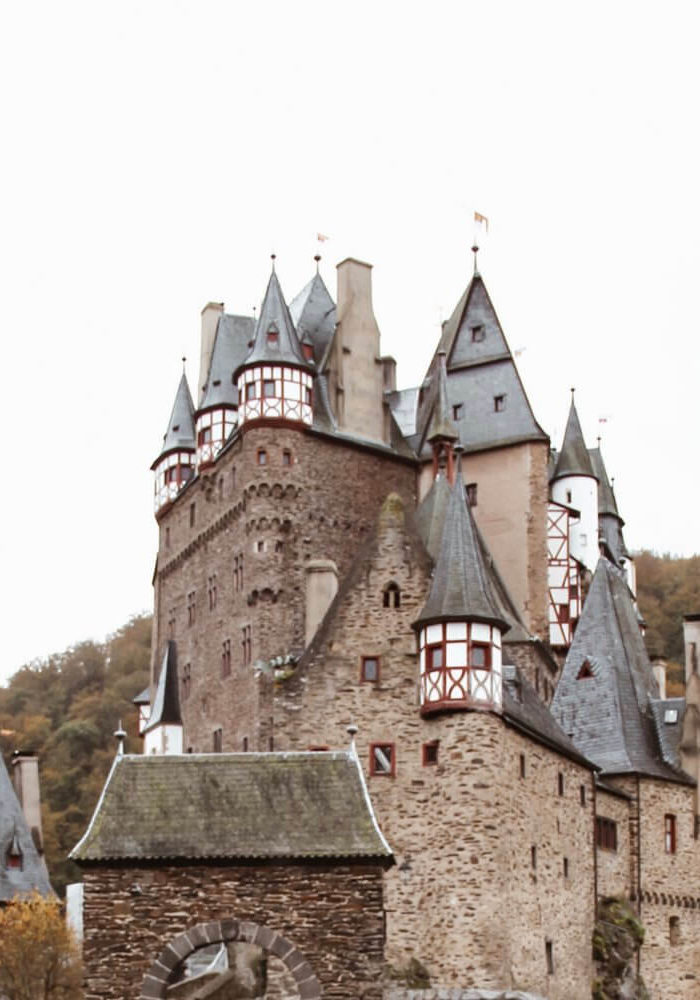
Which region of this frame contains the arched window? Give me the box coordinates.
[383,581,401,608]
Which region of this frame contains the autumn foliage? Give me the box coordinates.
[0,893,82,999]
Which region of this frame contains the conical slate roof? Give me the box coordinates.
[237,269,312,375]
[414,476,509,631]
[551,398,596,481]
[589,447,619,518]
[153,373,195,464]
[427,351,458,442]
[416,473,453,560]
[551,559,691,782]
[415,271,547,456]
[289,271,336,367]
[200,314,255,411]
[0,756,53,901]
[143,641,182,734]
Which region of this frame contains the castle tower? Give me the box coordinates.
[151,372,196,514]
[195,315,241,470]
[426,350,458,484]
[143,641,183,755]
[550,393,599,573]
[235,265,314,428]
[414,464,509,713]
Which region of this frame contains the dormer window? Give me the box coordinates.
[466,483,478,507]
[5,836,22,870]
[419,621,502,713]
[665,709,679,724]
[494,394,506,412]
[471,325,485,342]
[266,324,279,345]
[453,403,463,421]
[302,343,314,361]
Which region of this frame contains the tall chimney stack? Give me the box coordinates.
[11,751,44,856]
[198,302,225,405]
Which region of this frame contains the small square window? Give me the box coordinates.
[466,482,478,507]
[471,643,491,669]
[361,656,379,683]
[282,450,292,466]
[453,403,463,421]
[664,709,679,724]
[266,329,279,345]
[426,644,444,669]
[263,379,275,398]
[494,394,506,412]
[423,741,439,766]
[246,382,258,401]
[370,743,395,776]
[471,324,485,342]
[257,449,267,466]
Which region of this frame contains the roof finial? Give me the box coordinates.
[181,356,186,374]
[471,244,479,274]
[270,253,276,273]
[597,435,601,447]
[114,720,126,757]
[346,722,358,749]
[570,387,576,400]
[314,254,321,274]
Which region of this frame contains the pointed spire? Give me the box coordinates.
[427,351,459,444]
[143,641,182,735]
[237,267,312,375]
[155,372,196,460]
[414,472,509,632]
[551,394,596,481]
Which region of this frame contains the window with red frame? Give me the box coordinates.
[361,656,379,683]
[665,814,677,854]
[263,379,275,398]
[369,743,395,776]
[422,741,439,766]
[470,643,491,670]
[197,426,212,446]
[246,381,257,401]
[257,449,267,466]
[596,816,617,851]
[266,328,279,345]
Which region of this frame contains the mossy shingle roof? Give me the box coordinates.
[71,750,392,863]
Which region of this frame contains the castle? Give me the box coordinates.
[72,253,700,999]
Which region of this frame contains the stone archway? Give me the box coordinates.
[140,918,322,999]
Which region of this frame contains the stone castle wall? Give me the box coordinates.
[595,786,631,899]
[80,862,385,1000]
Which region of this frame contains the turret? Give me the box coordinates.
[195,313,242,469]
[151,371,196,514]
[426,351,459,484]
[143,641,183,755]
[550,392,599,573]
[235,261,314,429]
[413,461,509,714]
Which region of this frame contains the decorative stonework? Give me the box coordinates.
[141,918,321,999]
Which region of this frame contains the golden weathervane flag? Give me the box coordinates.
[474,212,489,232]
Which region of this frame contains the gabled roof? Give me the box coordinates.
[70,750,393,864]
[0,756,53,901]
[414,475,509,632]
[237,270,311,375]
[143,641,181,734]
[426,352,458,443]
[414,272,547,456]
[289,271,336,367]
[551,559,693,783]
[152,373,195,466]
[200,314,255,411]
[551,398,596,481]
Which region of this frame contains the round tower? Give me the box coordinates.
[151,369,196,515]
[413,466,509,714]
[235,261,314,429]
[195,313,239,470]
[550,391,599,573]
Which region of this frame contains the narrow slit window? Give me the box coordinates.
[494,394,506,412]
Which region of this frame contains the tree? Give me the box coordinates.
[0,893,82,1000]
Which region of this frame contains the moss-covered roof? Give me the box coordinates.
[71,750,392,864]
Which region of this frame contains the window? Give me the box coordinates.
[569,582,578,600]
[257,449,267,466]
[423,741,439,766]
[361,656,379,683]
[535,668,540,694]
[246,381,257,401]
[494,394,506,412]
[580,785,586,807]
[221,640,231,678]
[165,466,178,484]
[453,403,463,421]
[471,324,485,342]
[566,489,572,503]
[263,379,275,398]
[187,591,196,626]
[520,754,526,779]
[466,482,478,507]
[282,449,292,466]
[383,581,401,608]
[242,736,249,751]
[304,386,312,405]
[234,553,244,592]
[563,857,569,878]
[596,816,618,851]
[212,728,223,753]
[182,663,191,701]
[577,659,594,680]
[558,603,570,623]
[275,540,284,553]
[302,342,314,361]
[664,709,679,724]
[197,426,212,446]
[370,743,395,776]
[232,466,237,489]
[256,540,264,553]
[308,745,330,752]
[545,940,554,975]
[242,625,252,666]
[531,845,537,869]
[558,773,564,797]
[208,574,217,610]
[670,916,681,946]
[190,503,196,527]
[5,845,22,870]
[266,328,279,345]
[168,608,176,638]
[426,644,444,669]
[471,643,490,669]
[665,814,677,854]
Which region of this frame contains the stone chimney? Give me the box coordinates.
[198,302,225,405]
[651,656,667,700]
[11,751,44,855]
[305,560,338,646]
[683,615,700,685]
[381,355,397,393]
[334,259,386,444]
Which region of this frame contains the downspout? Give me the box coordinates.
[592,777,598,911]
[636,775,642,981]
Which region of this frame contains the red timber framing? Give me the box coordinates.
[547,500,581,648]
[418,621,502,714]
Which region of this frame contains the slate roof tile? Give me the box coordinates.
[0,756,53,901]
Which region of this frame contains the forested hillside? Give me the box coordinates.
[0,615,151,896]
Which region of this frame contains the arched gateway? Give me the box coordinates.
[141,918,321,999]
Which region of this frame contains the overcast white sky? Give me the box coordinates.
[1,1,698,684]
